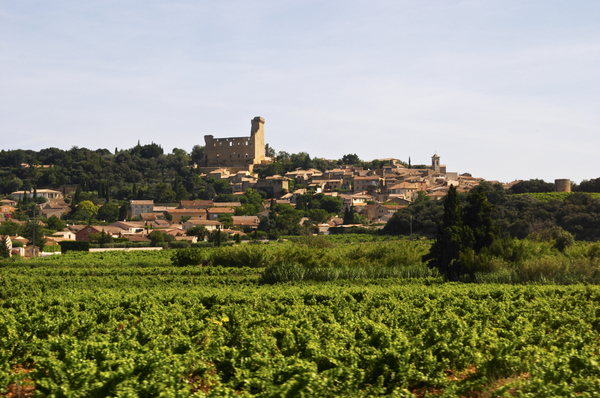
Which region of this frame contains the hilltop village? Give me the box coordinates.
[0,116,575,256]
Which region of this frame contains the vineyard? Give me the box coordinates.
[2,246,600,396]
[518,192,600,202]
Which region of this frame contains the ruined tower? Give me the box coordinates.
[203,117,266,168]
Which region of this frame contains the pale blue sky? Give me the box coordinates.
[1,1,599,183]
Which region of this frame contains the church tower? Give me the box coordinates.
[431,154,440,172]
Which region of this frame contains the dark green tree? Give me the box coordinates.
[118,203,128,221]
[97,202,119,223]
[462,185,498,253]
[341,154,361,165]
[21,221,47,250]
[47,215,66,232]
[343,206,355,225]
[424,185,467,279]
[186,225,207,239]
[0,235,11,258]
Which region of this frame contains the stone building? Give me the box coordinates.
[203,117,266,168]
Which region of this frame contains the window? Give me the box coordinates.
[87,228,91,232]
[219,142,222,147]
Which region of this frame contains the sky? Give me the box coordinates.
[1,1,599,183]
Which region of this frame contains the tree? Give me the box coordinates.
[258,216,277,232]
[213,179,232,195]
[47,215,66,232]
[0,221,22,236]
[308,209,330,224]
[424,185,466,279]
[207,229,228,246]
[77,200,98,216]
[341,154,361,165]
[4,177,23,194]
[462,185,498,253]
[89,230,113,244]
[118,203,128,221]
[509,179,554,194]
[171,248,203,267]
[150,230,175,245]
[577,177,600,193]
[217,214,234,229]
[319,196,343,214]
[0,235,10,258]
[191,145,206,165]
[97,202,119,223]
[21,221,47,250]
[343,206,355,225]
[265,145,276,157]
[186,225,207,239]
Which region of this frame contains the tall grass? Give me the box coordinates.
[260,241,432,283]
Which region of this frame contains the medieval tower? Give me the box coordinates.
[203,117,266,168]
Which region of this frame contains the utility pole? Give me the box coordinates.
[32,203,36,258]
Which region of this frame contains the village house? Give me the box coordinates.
[1,203,15,215]
[168,209,208,223]
[212,202,242,208]
[39,202,70,219]
[110,221,146,234]
[11,189,63,200]
[361,203,405,222]
[206,207,236,220]
[51,230,76,241]
[231,216,260,230]
[252,175,289,198]
[182,219,222,231]
[130,200,154,218]
[178,200,213,209]
[76,225,126,242]
[352,176,382,193]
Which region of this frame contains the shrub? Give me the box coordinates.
[171,248,204,267]
[191,242,214,248]
[59,241,90,253]
[169,241,189,249]
[210,245,272,268]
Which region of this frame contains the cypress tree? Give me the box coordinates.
[119,204,128,221]
[424,185,466,280]
[0,236,11,258]
[462,185,497,253]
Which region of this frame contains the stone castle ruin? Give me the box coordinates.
[203,117,266,169]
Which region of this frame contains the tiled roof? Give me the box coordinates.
[130,200,154,205]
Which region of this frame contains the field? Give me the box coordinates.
[2,244,600,397]
[518,192,600,202]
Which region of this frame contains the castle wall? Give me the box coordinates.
[203,117,265,168]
